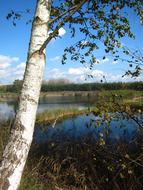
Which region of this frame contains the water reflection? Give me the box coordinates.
[0,102,15,120]
[0,96,95,120]
[34,113,142,144]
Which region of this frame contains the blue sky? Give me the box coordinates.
[0,0,143,84]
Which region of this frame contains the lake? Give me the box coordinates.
[34,113,143,144]
[0,95,96,120]
[0,95,142,143]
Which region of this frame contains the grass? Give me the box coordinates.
[36,89,143,126]
[36,108,88,126]
[0,92,18,102]
[27,134,143,190]
[36,103,142,127]
[0,121,11,158]
[20,172,51,190]
[95,90,143,113]
[96,90,143,103]
[0,89,143,101]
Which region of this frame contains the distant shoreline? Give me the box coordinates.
[0,90,143,103]
[0,91,99,101]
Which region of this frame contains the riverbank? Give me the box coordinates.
[0,91,98,101]
[0,91,141,125]
[36,108,88,126]
[36,102,143,126]
[0,89,143,101]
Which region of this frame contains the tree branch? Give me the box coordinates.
[39,0,87,53]
[49,5,78,25]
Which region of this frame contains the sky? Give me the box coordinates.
[0,0,143,84]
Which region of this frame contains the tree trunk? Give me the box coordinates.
[0,0,51,189]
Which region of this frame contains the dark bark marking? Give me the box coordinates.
[33,16,43,25]
[0,178,10,190]
[12,120,25,132]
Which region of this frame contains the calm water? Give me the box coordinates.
[34,113,143,144]
[0,96,142,142]
[0,96,95,120]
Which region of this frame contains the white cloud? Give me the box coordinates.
[0,53,142,84]
[47,67,105,83]
[0,70,8,78]
[49,56,61,62]
[68,67,88,75]
[68,67,104,79]
[48,27,66,43]
[0,63,10,69]
[0,55,19,69]
[58,27,66,37]
[47,66,142,83]
[48,68,66,79]
[16,62,26,69]
[0,55,26,83]
[91,70,104,77]
[13,63,26,77]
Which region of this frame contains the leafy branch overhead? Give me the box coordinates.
[121,47,143,77]
[48,0,143,67]
[6,9,32,25]
[6,0,143,70]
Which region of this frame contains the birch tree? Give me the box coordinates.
[0,0,143,190]
[0,0,51,189]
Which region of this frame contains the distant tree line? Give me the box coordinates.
[41,81,143,92]
[0,79,143,93]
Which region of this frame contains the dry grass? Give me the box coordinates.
[28,132,143,190]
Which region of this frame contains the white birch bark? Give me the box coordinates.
[0,0,51,189]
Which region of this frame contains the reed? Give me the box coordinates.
[27,132,143,190]
[36,108,88,126]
